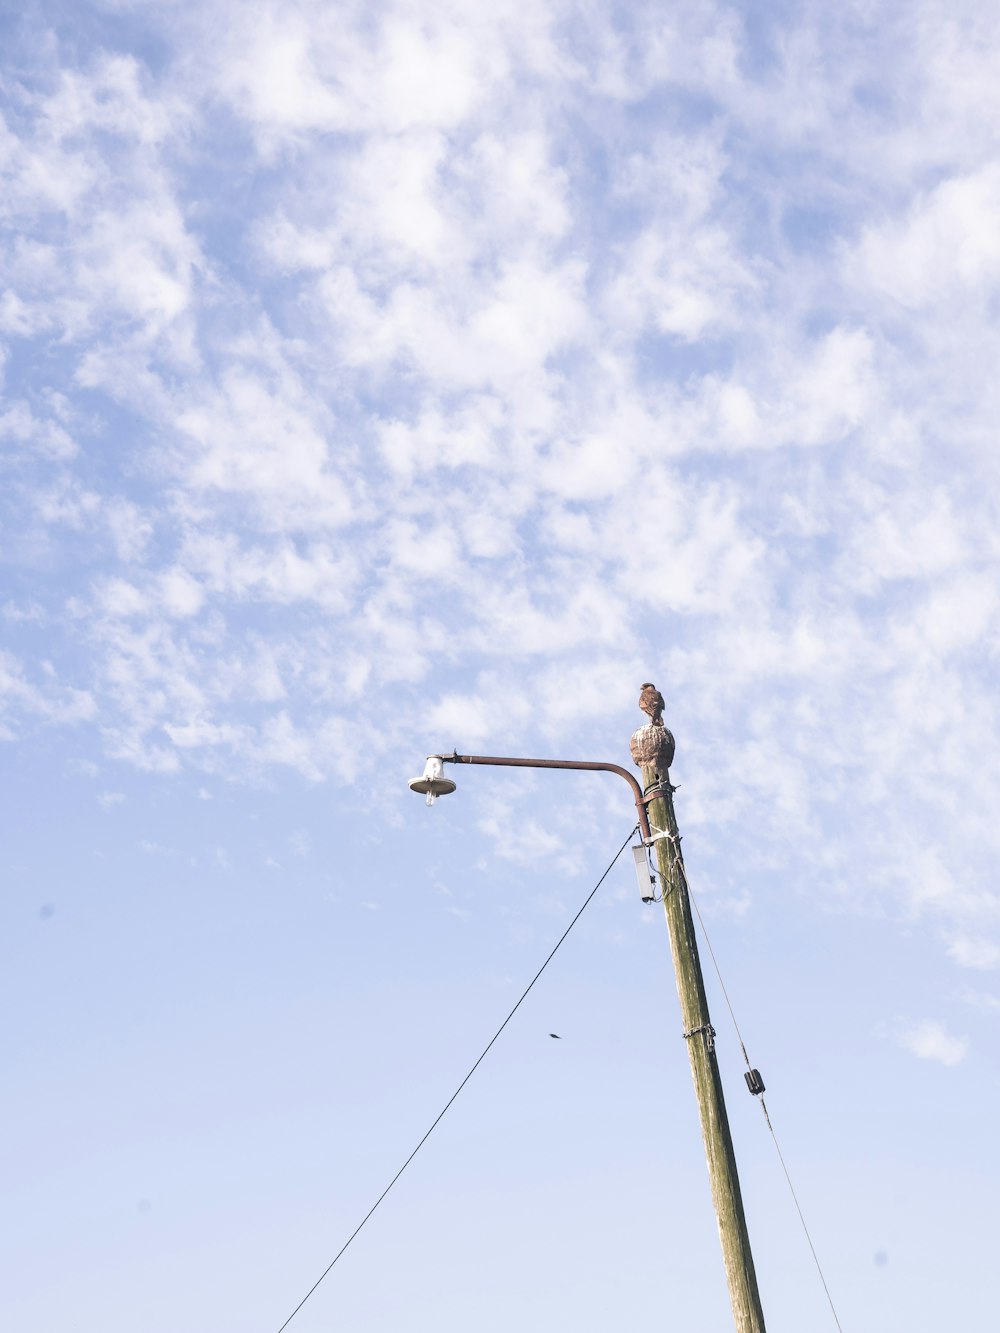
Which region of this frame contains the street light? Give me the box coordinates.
[408,749,655,839]
[407,755,457,805]
[409,688,766,1333]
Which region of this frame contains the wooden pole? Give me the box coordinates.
[641,755,766,1333]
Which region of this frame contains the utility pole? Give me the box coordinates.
[410,686,766,1332]
[632,699,766,1333]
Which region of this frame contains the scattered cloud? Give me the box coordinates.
[138,838,175,855]
[2,0,1000,964]
[892,1019,970,1067]
[956,985,1000,1011]
[948,937,1000,971]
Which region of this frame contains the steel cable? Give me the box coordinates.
[275,824,637,1332]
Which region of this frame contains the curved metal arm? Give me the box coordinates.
[433,752,652,842]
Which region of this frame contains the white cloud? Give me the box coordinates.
[160,569,205,618]
[477,807,566,866]
[105,498,154,563]
[893,1019,969,1067]
[163,717,246,750]
[2,601,45,623]
[850,165,1000,311]
[0,399,77,460]
[94,578,148,619]
[0,650,96,733]
[174,362,356,530]
[948,937,1000,971]
[895,575,998,660]
[217,5,501,144]
[138,838,175,855]
[957,985,1000,1011]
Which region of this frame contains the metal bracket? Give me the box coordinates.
[683,1023,717,1052]
[643,825,680,849]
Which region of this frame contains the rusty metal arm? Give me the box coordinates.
[432,752,653,842]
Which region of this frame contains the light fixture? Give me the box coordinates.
[408,755,457,806]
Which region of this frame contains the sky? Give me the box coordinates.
[2,1,999,1329]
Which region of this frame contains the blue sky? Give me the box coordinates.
[3,2,999,1329]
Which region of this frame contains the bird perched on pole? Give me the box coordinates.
[638,682,665,726]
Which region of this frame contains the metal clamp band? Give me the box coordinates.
[683,1023,716,1052]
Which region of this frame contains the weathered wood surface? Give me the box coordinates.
[642,759,766,1333]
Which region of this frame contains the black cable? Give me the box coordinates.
[275,824,638,1333]
[678,861,845,1333]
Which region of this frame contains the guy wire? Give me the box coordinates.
[275,824,638,1332]
[676,858,845,1333]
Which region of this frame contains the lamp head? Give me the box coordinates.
[408,756,457,806]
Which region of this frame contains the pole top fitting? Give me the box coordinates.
[629,723,675,770]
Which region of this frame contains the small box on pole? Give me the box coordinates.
[633,844,656,903]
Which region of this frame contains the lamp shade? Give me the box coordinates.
[408,756,457,804]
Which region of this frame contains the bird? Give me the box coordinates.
[638,682,665,726]
[548,1033,562,1039]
